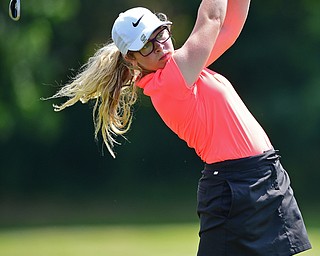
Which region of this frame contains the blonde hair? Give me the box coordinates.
[50,42,138,158]
[48,12,171,158]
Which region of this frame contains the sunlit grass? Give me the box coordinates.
[300,227,320,255]
[0,224,198,256]
[0,224,318,256]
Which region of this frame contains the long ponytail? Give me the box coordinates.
[49,42,138,158]
[49,12,171,158]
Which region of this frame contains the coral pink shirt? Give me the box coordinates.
[136,57,273,163]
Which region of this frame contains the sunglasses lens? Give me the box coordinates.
[9,0,20,21]
[140,42,153,56]
[139,28,171,57]
[157,29,170,43]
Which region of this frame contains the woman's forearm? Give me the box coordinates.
[205,0,251,65]
[222,0,251,40]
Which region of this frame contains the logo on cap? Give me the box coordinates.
[140,34,147,44]
[132,15,144,27]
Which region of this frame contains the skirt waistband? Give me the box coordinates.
[204,150,280,173]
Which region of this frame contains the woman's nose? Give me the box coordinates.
[154,41,164,52]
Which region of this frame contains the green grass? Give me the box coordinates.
[0,223,318,256]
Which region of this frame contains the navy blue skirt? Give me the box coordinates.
[197,150,311,256]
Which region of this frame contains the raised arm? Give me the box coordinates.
[205,0,251,66]
[173,0,228,86]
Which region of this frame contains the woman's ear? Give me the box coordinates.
[124,53,136,63]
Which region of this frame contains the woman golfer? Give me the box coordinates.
[49,0,312,255]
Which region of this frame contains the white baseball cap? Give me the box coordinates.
[112,7,172,55]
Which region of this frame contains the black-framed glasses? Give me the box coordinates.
[138,27,171,57]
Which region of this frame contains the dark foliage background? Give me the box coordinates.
[1,0,319,226]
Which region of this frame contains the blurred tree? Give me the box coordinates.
[0,0,319,220]
[0,0,81,143]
